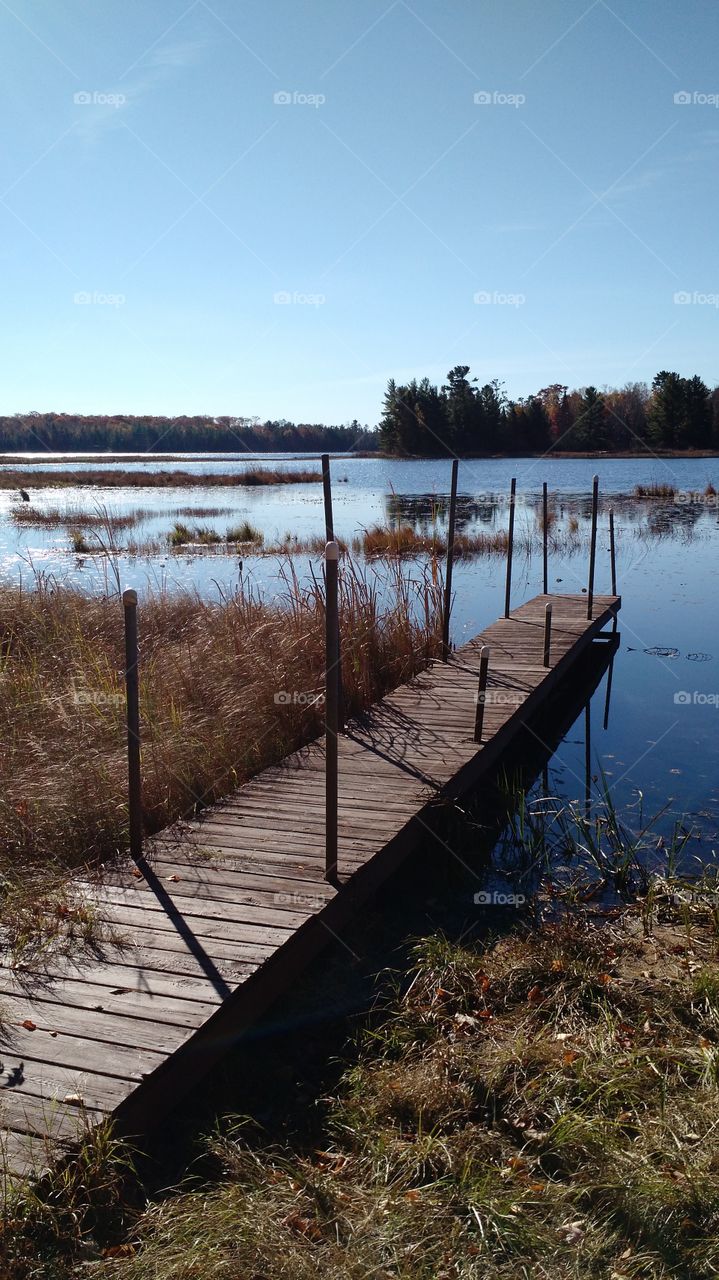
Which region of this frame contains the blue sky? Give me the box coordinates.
[1,0,717,423]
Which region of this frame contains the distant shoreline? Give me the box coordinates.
[0,448,718,464]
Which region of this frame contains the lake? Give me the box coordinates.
[1,451,718,865]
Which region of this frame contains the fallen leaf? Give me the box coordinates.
[131,868,144,880]
[563,1050,578,1066]
[166,874,181,882]
[527,984,542,1003]
[21,1019,36,1031]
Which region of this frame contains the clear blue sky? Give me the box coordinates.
[1,0,717,424]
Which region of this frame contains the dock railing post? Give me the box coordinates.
[324,541,339,882]
[322,453,344,725]
[321,453,334,540]
[441,458,459,661]
[122,588,143,864]
[470,645,486,747]
[609,507,617,597]
[587,474,599,619]
[543,602,552,667]
[542,481,549,595]
[504,477,516,618]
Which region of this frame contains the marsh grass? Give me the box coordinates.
[10,506,141,530]
[0,558,443,944]
[0,467,321,490]
[46,879,718,1280]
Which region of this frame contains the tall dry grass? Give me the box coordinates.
[0,559,443,895]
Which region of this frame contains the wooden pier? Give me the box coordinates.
[0,591,620,1180]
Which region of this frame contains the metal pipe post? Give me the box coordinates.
[122,588,143,863]
[441,458,459,660]
[504,477,517,618]
[587,474,599,619]
[324,542,339,881]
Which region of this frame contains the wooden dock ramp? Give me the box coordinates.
[0,592,620,1179]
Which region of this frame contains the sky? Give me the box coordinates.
[1,0,718,425]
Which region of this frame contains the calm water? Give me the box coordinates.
[1,452,718,857]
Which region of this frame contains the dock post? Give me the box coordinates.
[543,602,552,667]
[609,508,617,597]
[324,541,339,881]
[321,453,334,540]
[441,459,459,661]
[504,477,516,618]
[322,454,344,725]
[122,588,143,864]
[542,481,548,595]
[586,474,599,619]
[473,645,490,743]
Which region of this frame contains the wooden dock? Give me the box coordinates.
[0,592,620,1180]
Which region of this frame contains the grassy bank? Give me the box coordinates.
[0,562,442,957]
[0,466,320,490]
[4,877,719,1278]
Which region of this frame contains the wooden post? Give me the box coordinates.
[441,459,459,661]
[321,453,334,541]
[122,588,143,863]
[473,645,490,743]
[324,542,339,881]
[609,507,617,597]
[542,481,548,595]
[543,602,552,667]
[504,477,516,618]
[586,474,599,619]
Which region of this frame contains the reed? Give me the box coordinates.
[0,467,321,490]
[0,559,443,929]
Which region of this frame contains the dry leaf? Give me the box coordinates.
[21,1019,36,1031]
[527,984,542,1003]
[563,1050,578,1066]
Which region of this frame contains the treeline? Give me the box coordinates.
[0,414,375,454]
[379,368,719,455]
